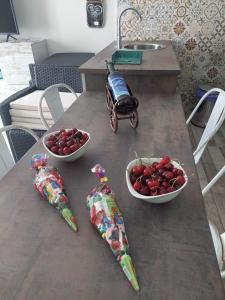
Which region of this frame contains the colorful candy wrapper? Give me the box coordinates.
[31,154,78,232]
[87,164,140,292]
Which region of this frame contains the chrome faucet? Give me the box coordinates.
[117,8,142,49]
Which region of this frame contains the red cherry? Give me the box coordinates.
[70,144,79,153]
[176,175,185,186]
[66,140,73,147]
[50,146,58,154]
[133,181,141,191]
[130,174,138,184]
[60,132,68,139]
[63,147,71,155]
[143,167,152,177]
[152,162,158,168]
[48,135,56,141]
[74,131,83,139]
[79,138,86,145]
[82,133,89,140]
[167,186,175,193]
[160,155,171,165]
[162,181,169,188]
[176,169,184,176]
[147,180,159,189]
[67,130,73,136]
[164,163,174,171]
[58,148,64,155]
[59,129,66,134]
[158,168,165,175]
[131,165,145,176]
[145,178,151,185]
[155,163,163,171]
[159,187,167,195]
[172,168,178,175]
[139,186,150,196]
[158,176,163,183]
[72,128,78,134]
[46,140,55,148]
[58,139,66,147]
[162,171,174,180]
[150,188,158,196]
[150,166,156,173]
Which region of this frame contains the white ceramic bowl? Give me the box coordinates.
[43,129,90,162]
[126,157,188,204]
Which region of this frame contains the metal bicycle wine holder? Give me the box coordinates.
[105,83,139,133]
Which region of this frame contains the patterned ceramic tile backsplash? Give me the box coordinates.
[118,0,225,106]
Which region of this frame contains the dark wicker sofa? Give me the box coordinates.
[0,52,94,162]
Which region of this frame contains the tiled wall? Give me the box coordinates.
[118,0,225,106]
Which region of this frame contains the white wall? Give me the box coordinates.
[13,0,117,54]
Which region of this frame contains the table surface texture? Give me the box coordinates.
[0,92,224,300]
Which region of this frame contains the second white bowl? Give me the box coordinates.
[126,157,188,204]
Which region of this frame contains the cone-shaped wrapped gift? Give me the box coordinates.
[31,154,78,232]
[87,164,139,292]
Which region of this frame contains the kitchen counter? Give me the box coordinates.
[0,91,224,300]
[80,41,180,75]
[80,41,180,93]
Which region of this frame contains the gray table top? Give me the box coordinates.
[0,92,224,300]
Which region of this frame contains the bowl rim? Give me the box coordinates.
[42,128,90,158]
[126,157,188,200]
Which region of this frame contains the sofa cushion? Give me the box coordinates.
[9,90,80,130]
[42,53,95,66]
[10,109,53,120]
[11,121,50,130]
[10,90,80,111]
[11,116,54,125]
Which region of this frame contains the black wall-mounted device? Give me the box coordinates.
[86,0,104,28]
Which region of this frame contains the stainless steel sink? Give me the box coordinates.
[123,43,166,51]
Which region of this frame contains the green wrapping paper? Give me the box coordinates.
[87,164,140,292]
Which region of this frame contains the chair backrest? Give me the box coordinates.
[202,165,225,196]
[29,64,84,93]
[38,83,78,129]
[0,125,39,180]
[186,88,225,164]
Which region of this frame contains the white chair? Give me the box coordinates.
[186,88,225,164]
[0,125,39,180]
[187,88,225,278]
[201,166,225,279]
[208,221,225,279]
[38,83,78,129]
[202,166,225,196]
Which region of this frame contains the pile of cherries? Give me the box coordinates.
[45,128,89,156]
[130,155,186,196]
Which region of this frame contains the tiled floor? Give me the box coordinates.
[189,123,225,234]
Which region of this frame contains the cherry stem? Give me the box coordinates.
[171,158,183,167]
[170,178,177,187]
[137,175,143,182]
[134,151,142,165]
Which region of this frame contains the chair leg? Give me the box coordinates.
[202,166,225,196]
